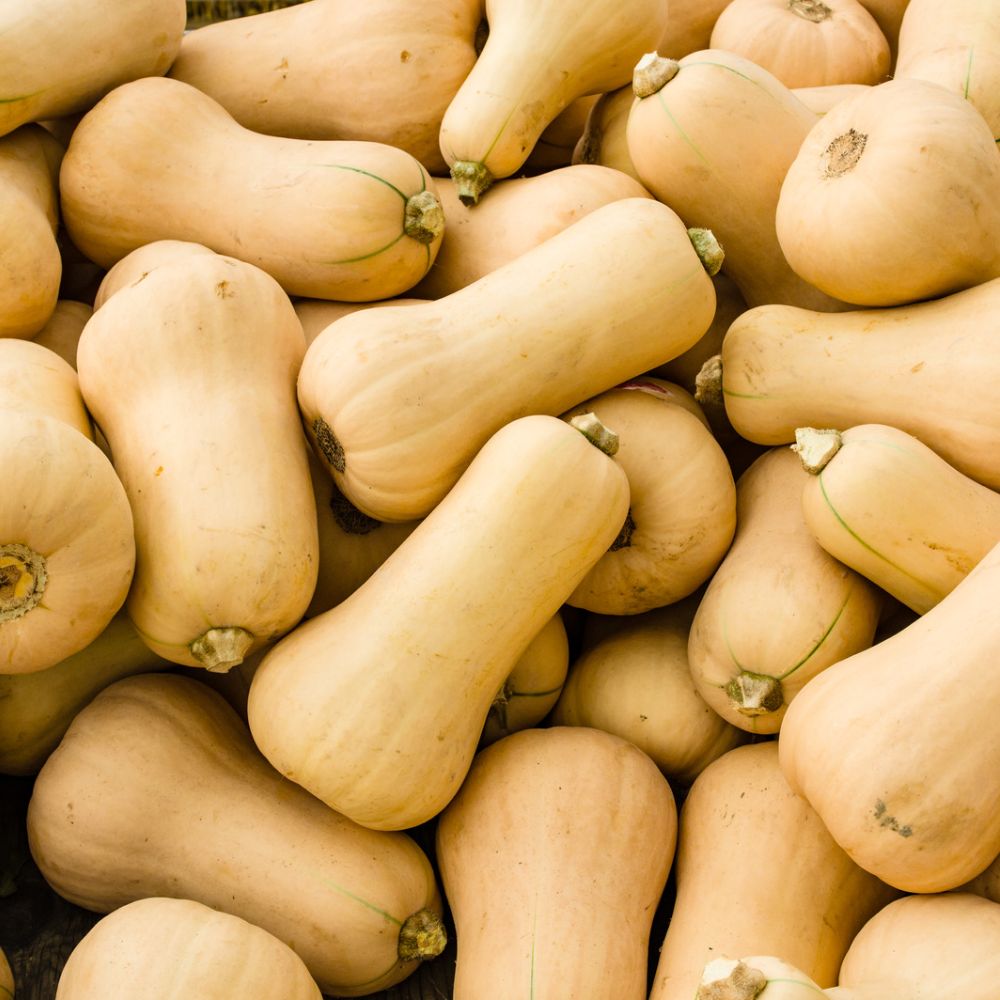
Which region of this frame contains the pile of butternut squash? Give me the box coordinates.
[2,0,1000,996]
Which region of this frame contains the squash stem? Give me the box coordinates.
[688,228,725,276]
[568,412,619,456]
[694,355,724,407]
[398,908,448,962]
[697,959,768,1000]
[450,160,494,206]
[190,626,254,672]
[0,543,46,622]
[792,427,842,474]
[633,52,680,98]
[404,191,445,244]
[726,671,784,716]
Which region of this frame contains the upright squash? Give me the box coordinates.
[437,726,676,1000]
[248,414,630,830]
[298,198,718,522]
[438,0,669,203]
[60,78,444,301]
[28,674,446,997]
[77,246,318,670]
[56,897,321,999]
[779,538,1000,892]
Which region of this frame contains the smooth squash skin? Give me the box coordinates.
[858,0,909,59]
[92,239,217,310]
[169,0,481,175]
[0,0,185,138]
[709,0,890,89]
[28,674,446,997]
[0,612,167,776]
[832,894,1000,1000]
[29,300,92,370]
[657,0,734,57]
[0,125,63,339]
[552,600,746,785]
[779,539,1000,893]
[298,197,718,522]
[895,0,1000,139]
[56,897,322,999]
[648,742,898,1000]
[792,82,872,114]
[572,85,642,180]
[60,77,444,301]
[627,50,845,312]
[248,415,630,831]
[720,279,1000,490]
[77,248,318,671]
[294,297,425,347]
[412,164,651,299]
[776,78,1000,306]
[0,340,91,440]
[795,424,1000,614]
[438,0,669,203]
[688,447,881,734]
[437,726,676,1000]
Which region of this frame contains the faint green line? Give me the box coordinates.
[778,586,851,680]
[964,47,975,99]
[316,163,407,203]
[656,89,711,168]
[721,387,769,400]
[312,868,401,927]
[324,230,405,265]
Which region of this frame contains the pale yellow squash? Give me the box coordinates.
[29,300,92,369]
[523,96,601,170]
[93,239,216,309]
[60,77,444,301]
[293,297,425,347]
[0,340,91,439]
[657,0,733,57]
[779,538,1000,892]
[792,83,872,114]
[248,414,630,830]
[28,674,445,996]
[56,897,321,999]
[572,85,642,180]
[437,726,676,1000]
[858,0,909,58]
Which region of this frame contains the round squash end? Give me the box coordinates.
[694,355,724,408]
[688,228,725,276]
[725,671,784,717]
[0,543,47,622]
[568,412,619,456]
[450,160,494,207]
[404,190,445,244]
[697,958,768,1000]
[190,626,254,672]
[398,908,447,962]
[633,52,680,98]
[791,427,842,474]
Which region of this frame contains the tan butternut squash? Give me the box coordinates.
[56,897,321,999]
[77,248,318,670]
[688,447,881,733]
[563,382,736,614]
[294,297,425,347]
[170,0,480,175]
[0,0,185,137]
[0,125,63,338]
[858,0,909,59]
[649,742,898,1000]
[696,957,826,1000]
[832,894,1000,1000]
[412,164,651,299]
[552,600,746,784]
[627,50,845,311]
[779,538,1000,892]
[60,77,444,301]
[776,78,1000,306]
[710,0,890,88]
[794,424,1000,613]
[896,0,1000,140]
[0,612,166,775]
[963,852,1000,902]
[439,0,669,203]
[572,85,641,180]
[93,239,217,310]
[28,673,445,996]
[720,279,1000,489]
[437,726,676,1000]
[248,414,630,830]
[29,300,92,369]
[657,0,733,58]
[0,339,91,439]
[792,83,872,114]
[298,197,719,522]
[522,96,600,170]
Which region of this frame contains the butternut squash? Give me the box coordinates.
[626,50,845,311]
[776,78,1000,306]
[696,957,826,1000]
[689,447,881,733]
[792,83,872,115]
[794,424,1000,613]
[552,600,746,784]
[169,0,481,175]
[779,538,1000,892]
[896,0,1000,140]
[522,96,600,170]
[0,612,166,776]
[437,726,676,1000]
[56,897,321,999]
[649,742,898,1000]
[294,297,425,347]
[0,124,63,338]
[833,894,1000,1000]
[572,85,641,180]
[657,0,733,58]
[709,0,890,88]
[0,0,185,137]
[857,0,909,59]
[412,164,651,299]
[28,673,446,997]
[0,339,91,440]
[439,0,669,203]
[93,239,217,310]
[719,279,1000,489]
[29,300,92,369]
[60,77,444,301]
[563,382,736,614]
[298,197,719,522]
[247,414,630,830]
[77,248,318,670]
